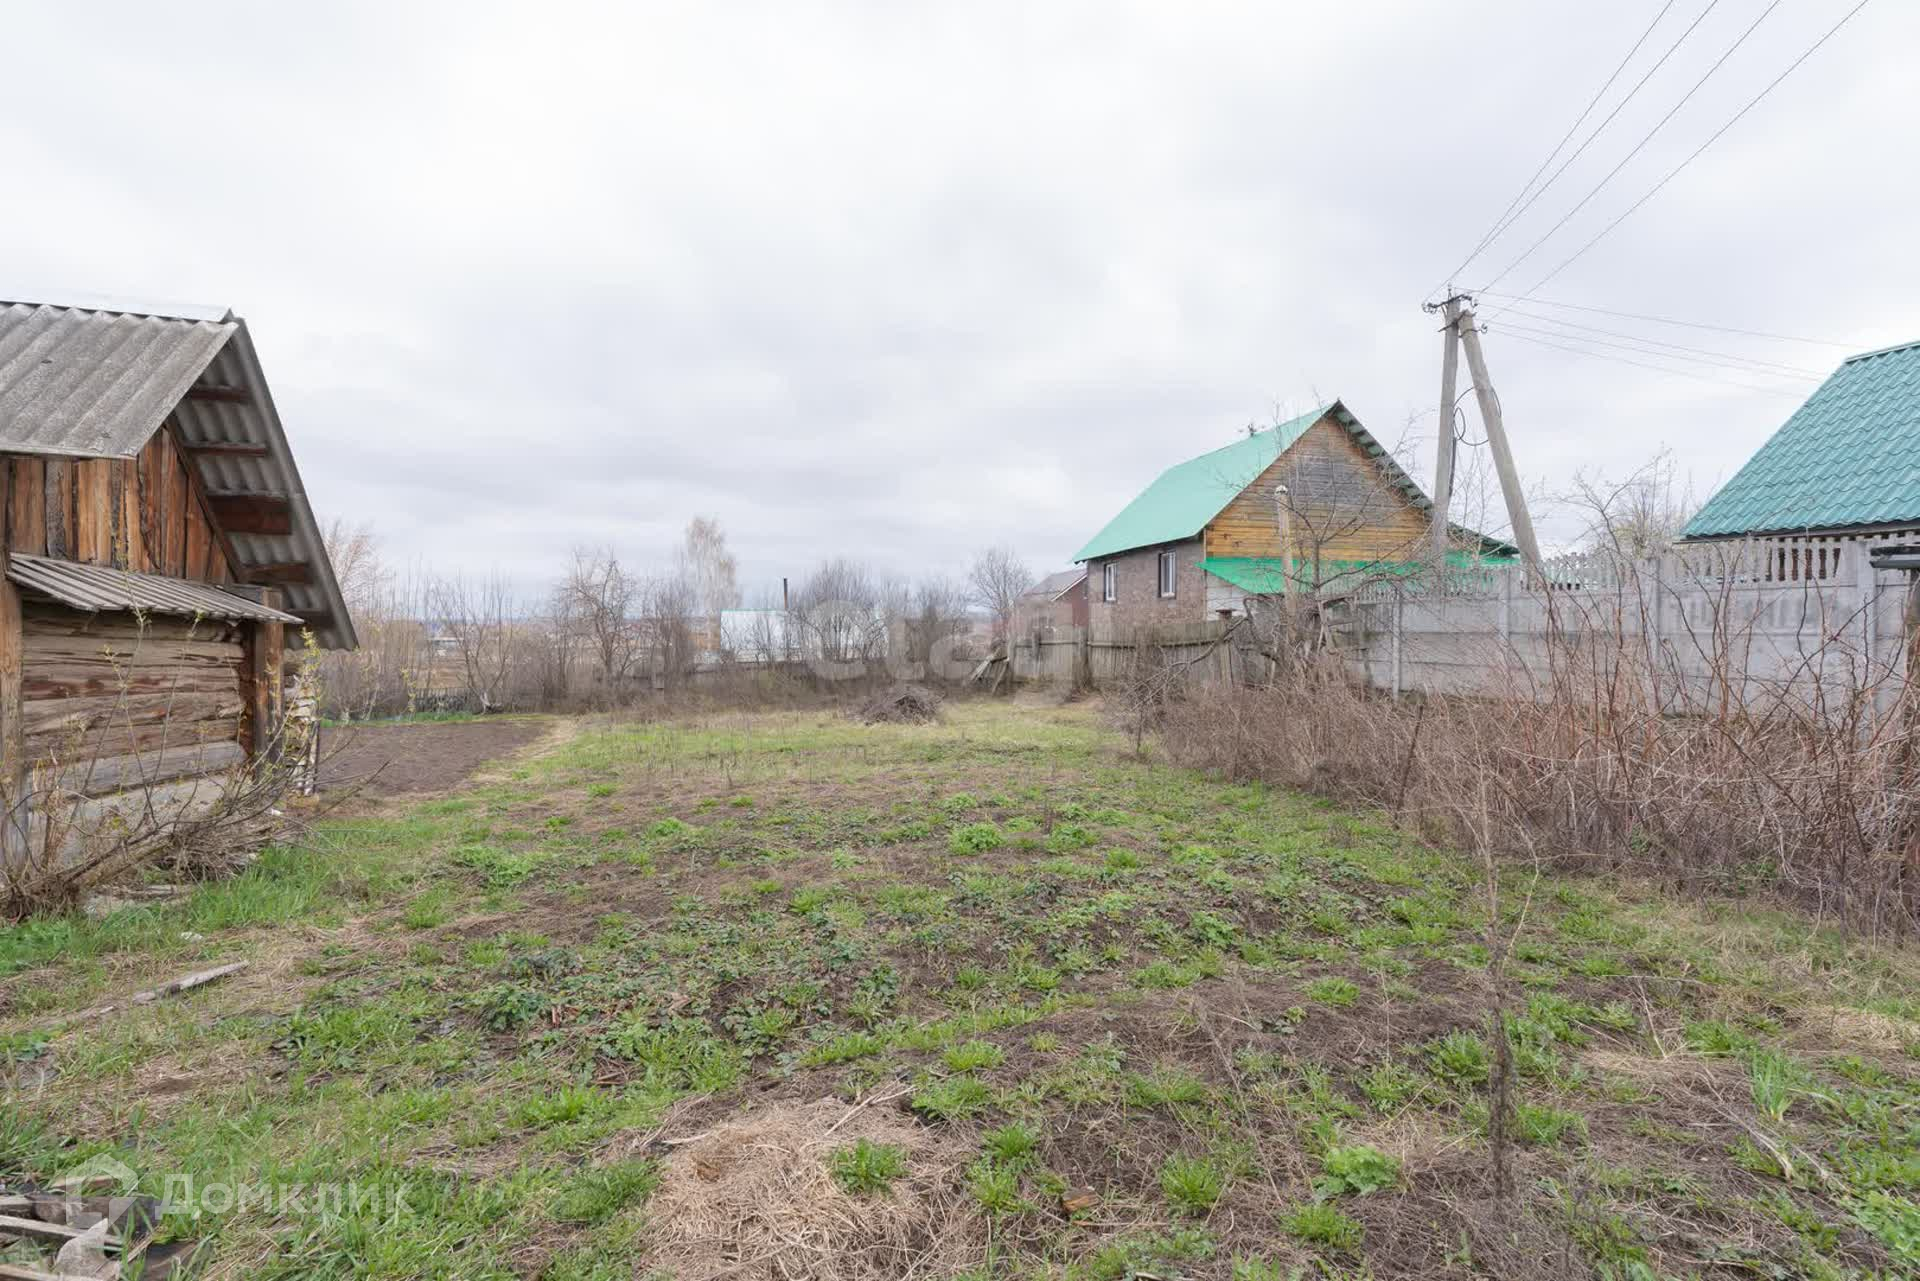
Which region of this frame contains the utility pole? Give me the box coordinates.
[1456,308,1544,580]
[1429,295,1464,565]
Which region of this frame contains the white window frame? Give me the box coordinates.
[1157,550,1177,598]
[1102,562,1118,602]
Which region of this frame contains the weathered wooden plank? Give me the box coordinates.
[56,738,244,797]
[23,605,242,643]
[29,715,244,767]
[205,494,290,536]
[23,670,242,702]
[0,564,22,869]
[183,506,210,582]
[19,644,246,675]
[184,384,250,404]
[108,458,128,569]
[42,458,72,559]
[0,1212,120,1248]
[181,439,267,455]
[243,561,311,586]
[25,690,244,736]
[161,432,187,576]
[8,456,45,556]
[242,598,284,760]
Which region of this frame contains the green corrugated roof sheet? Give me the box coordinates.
[1684,339,1920,538]
[1199,552,1516,593]
[1073,406,1329,561]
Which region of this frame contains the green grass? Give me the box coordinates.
[2,700,1916,1278]
[1282,1201,1364,1249]
[828,1139,908,1195]
[1160,1154,1228,1215]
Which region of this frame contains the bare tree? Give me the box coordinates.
[676,516,742,618]
[322,517,384,613]
[637,572,701,692]
[902,576,969,670]
[429,571,519,712]
[790,558,889,675]
[967,546,1034,641]
[1566,450,1697,562]
[553,547,641,706]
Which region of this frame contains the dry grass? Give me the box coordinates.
[642,1098,984,1280]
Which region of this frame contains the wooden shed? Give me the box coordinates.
[0,297,355,858]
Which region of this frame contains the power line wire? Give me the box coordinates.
[1428,0,1683,298]
[1493,318,1821,379]
[1499,329,1810,394]
[1498,0,1877,307]
[1492,306,1829,374]
[1480,0,1786,296]
[1473,289,1856,347]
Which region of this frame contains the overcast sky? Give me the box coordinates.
[5,1,1915,598]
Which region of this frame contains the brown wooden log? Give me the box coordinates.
[55,739,244,796]
[28,717,243,768]
[24,690,243,737]
[180,439,268,455]
[205,494,290,536]
[20,634,245,662]
[22,671,241,702]
[23,606,242,643]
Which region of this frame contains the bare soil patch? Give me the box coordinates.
[316,717,551,798]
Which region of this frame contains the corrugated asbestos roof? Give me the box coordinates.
[0,299,355,649]
[0,303,237,457]
[1684,339,1920,538]
[8,553,302,624]
[1022,568,1087,601]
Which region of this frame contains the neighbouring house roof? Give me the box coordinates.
[1020,568,1087,602]
[1684,339,1920,539]
[1073,401,1477,562]
[1199,551,1516,594]
[7,553,304,624]
[0,299,355,649]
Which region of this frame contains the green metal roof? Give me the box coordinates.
[1199,552,1515,593]
[1684,339,1920,538]
[1074,406,1330,561]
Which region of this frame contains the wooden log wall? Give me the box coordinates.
[19,603,248,797]
[3,428,236,582]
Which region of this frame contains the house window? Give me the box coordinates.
[1102,563,1117,602]
[1157,550,1177,598]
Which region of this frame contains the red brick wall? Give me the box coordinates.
[1086,538,1206,635]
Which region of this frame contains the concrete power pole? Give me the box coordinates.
[1456,308,1544,580]
[1429,296,1464,564]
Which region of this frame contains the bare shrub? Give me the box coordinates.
[1158,563,1920,936]
[857,684,942,725]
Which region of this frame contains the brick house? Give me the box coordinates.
[1075,401,1508,634]
[1010,569,1088,638]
